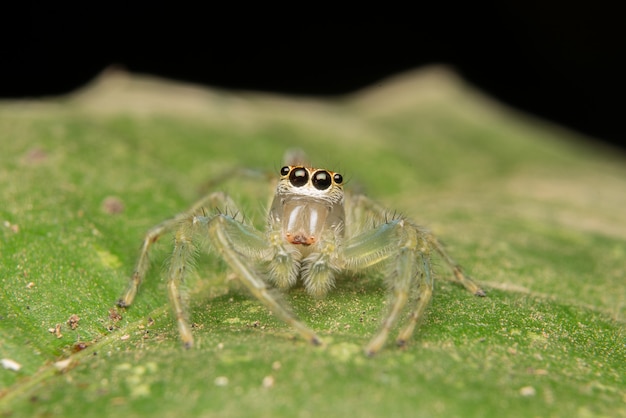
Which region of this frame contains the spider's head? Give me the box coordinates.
[269,165,345,247]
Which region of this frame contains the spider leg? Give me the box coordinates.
[343,218,430,355]
[344,193,483,355]
[396,252,433,346]
[166,214,198,348]
[346,192,485,297]
[117,191,239,308]
[116,220,169,308]
[429,236,486,296]
[199,214,322,346]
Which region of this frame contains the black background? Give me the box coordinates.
[3,4,624,151]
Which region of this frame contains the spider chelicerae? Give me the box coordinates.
[117,152,485,355]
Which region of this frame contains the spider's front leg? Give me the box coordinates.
[117,192,240,309]
[196,214,322,346]
[118,190,320,348]
[117,192,241,348]
[343,218,434,355]
[344,194,484,355]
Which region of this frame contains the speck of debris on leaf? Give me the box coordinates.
[1,358,22,372]
[22,147,48,165]
[3,221,19,233]
[102,196,125,214]
[262,375,275,388]
[109,308,122,321]
[67,314,80,330]
[48,324,63,338]
[72,342,90,353]
[54,358,72,372]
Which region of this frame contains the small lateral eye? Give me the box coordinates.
[333,173,343,185]
[280,166,290,176]
[312,170,332,190]
[289,167,309,187]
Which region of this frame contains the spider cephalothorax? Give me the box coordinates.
[264,165,347,297]
[118,154,485,355]
[271,165,345,248]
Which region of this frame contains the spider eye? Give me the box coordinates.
[280,166,290,176]
[312,170,332,190]
[333,173,343,185]
[289,167,309,187]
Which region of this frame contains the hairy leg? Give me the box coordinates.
[200,214,322,345]
[117,192,238,308]
[344,193,483,355]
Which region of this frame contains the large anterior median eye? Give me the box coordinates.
[312,170,332,190]
[289,167,309,187]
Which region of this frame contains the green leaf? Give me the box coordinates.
[1,67,625,417]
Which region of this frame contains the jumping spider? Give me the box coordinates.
[117,153,485,355]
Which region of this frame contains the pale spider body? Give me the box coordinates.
[118,153,484,355]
